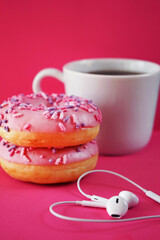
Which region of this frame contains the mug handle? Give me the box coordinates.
[32,68,64,93]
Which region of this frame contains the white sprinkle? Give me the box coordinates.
[23,123,31,131]
[69,101,76,107]
[21,147,25,157]
[83,145,88,149]
[55,158,61,165]
[59,111,64,120]
[49,158,53,163]
[13,113,24,118]
[8,108,13,113]
[0,114,4,119]
[29,147,34,151]
[44,113,51,119]
[58,122,66,132]
[80,105,89,112]
[1,102,8,107]
[88,108,94,113]
[89,103,98,110]
[40,155,44,159]
[23,155,31,163]
[2,139,7,145]
[51,111,58,119]
[12,110,17,114]
[26,94,35,99]
[21,147,30,162]
[51,93,58,100]
[15,149,21,154]
[40,92,48,100]
[62,155,67,164]
[71,114,78,124]
[42,111,49,116]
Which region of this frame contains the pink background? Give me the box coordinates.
[0,0,160,130]
[0,1,160,239]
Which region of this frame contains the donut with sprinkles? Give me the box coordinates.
[0,93,102,147]
[0,139,98,184]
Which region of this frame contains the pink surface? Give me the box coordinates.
[0,131,160,240]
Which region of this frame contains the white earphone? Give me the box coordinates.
[49,169,160,222]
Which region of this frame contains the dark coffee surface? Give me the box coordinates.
[87,70,144,75]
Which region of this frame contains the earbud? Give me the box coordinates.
[79,191,139,218]
[106,196,128,218]
[119,191,139,208]
[106,191,139,218]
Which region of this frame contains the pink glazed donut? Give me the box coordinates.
[0,93,101,147]
[0,139,98,183]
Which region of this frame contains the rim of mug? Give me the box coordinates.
[63,58,160,77]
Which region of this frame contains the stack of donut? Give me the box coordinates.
[0,92,102,184]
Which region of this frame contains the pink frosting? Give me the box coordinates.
[0,93,102,133]
[0,139,98,166]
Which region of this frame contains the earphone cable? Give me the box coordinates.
[77,169,148,200]
[49,201,160,222]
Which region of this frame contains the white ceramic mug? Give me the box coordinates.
[32,58,160,155]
